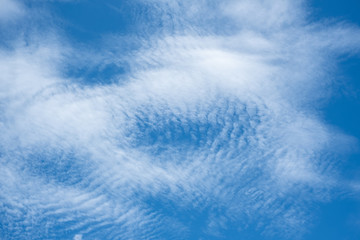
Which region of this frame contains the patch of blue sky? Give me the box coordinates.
[305,1,360,239]
[65,62,127,86]
[127,98,253,155]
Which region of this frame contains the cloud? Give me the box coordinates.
[0,0,24,22]
[0,0,360,239]
[73,234,82,240]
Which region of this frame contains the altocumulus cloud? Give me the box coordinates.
[0,0,360,239]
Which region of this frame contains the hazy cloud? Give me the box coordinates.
[0,0,359,239]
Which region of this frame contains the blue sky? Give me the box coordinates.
[0,0,360,240]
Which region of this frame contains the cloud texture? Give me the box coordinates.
[0,0,360,239]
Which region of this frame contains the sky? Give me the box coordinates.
[0,0,360,240]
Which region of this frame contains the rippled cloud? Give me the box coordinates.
[0,0,359,239]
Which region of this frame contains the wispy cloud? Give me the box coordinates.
[0,0,24,22]
[1,0,360,239]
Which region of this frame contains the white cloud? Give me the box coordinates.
[0,0,24,22]
[1,0,360,239]
[73,234,82,240]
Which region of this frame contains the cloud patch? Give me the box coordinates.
[0,0,360,239]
